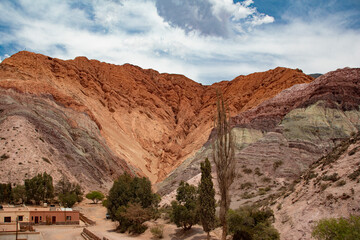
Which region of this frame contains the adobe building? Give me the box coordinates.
[0,206,40,240]
[0,206,31,224]
[0,205,79,225]
[29,207,79,225]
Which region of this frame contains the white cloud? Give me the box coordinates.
[0,0,359,84]
[210,0,255,21]
[250,14,275,26]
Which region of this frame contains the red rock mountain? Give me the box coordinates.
[0,51,313,186]
[158,67,360,213]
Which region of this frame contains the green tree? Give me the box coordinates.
[212,92,236,240]
[86,191,105,204]
[228,206,279,240]
[117,202,151,234]
[12,184,26,204]
[107,173,133,220]
[55,177,83,202]
[59,192,77,208]
[24,172,54,204]
[107,173,158,220]
[198,158,216,239]
[107,173,159,234]
[312,215,360,240]
[0,183,12,203]
[171,181,198,231]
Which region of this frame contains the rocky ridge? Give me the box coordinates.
[273,132,360,239]
[0,51,313,185]
[158,68,360,210]
[0,88,129,191]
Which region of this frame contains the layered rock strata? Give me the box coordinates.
[158,68,360,209]
[0,51,313,185]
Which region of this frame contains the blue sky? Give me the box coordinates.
[0,0,359,84]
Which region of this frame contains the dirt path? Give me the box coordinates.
[75,199,221,240]
[33,199,221,239]
[35,225,84,240]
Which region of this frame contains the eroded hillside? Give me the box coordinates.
[0,51,313,186]
[158,68,360,210]
[273,132,360,239]
[0,89,129,191]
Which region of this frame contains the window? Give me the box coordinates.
[66,216,71,221]
[4,217,11,222]
[31,216,34,221]
[40,216,42,221]
[18,216,23,221]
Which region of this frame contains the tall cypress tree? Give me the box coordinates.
[198,158,216,240]
[213,92,235,240]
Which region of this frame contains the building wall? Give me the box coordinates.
[29,210,79,225]
[0,210,30,223]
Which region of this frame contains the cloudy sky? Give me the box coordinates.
[0,0,359,84]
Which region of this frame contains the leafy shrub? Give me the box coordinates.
[312,215,360,240]
[243,168,253,174]
[0,154,9,161]
[273,160,283,170]
[241,192,255,199]
[320,183,329,191]
[261,177,272,183]
[254,167,263,176]
[59,192,77,208]
[11,184,26,204]
[228,206,280,240]
[304,170,318,184]
[322,173,339,182]
[348,167,360,180]
[240,182,253,190]
[107,173,158,220]
[117,202,151,234]
[86,191,105,203]
[102,199,108,208]
[326,194,334,200]
[107,173,159,234]
[0,183,12,203]
[25,172,54,204]
[55,178,83,203]
[150,225,164,239]
[171,181,198,230]
[258,188,267,195]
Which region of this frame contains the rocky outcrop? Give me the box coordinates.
[0,88,130,191]
[273,132,360,239]
[232,67,360,131]
[158,68,360,210]
[0,51,313,185]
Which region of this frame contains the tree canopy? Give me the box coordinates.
[0,183,12,203]
[171,181,198,231]
[198,158,216,239]
[86,191,105,203]
[312,215,360,240]
[24,172,54,204]
[228,206,279,240]
[107,173,160,234]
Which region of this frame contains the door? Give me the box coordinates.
[52,216,56,224]
[35,216,39,224]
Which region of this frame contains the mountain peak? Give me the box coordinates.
[0,51,314,186]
